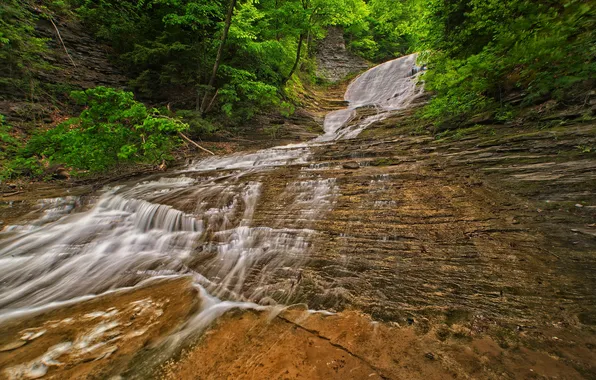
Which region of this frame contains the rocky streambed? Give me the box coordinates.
[1,56,595,379]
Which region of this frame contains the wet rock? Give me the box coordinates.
[469,111,495,125]
[315,27,369,83]
[435,326,450,341]
[507,216,520,225]
[258,297,277,306]
[342,162,360,170]
[54,170,71,180]
[47,165,70,180]
[21,329,46,341]
[94,345,118,361]
[0,340,27,352]
[270,118,285,125]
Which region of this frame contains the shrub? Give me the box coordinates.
[21,87,189,174]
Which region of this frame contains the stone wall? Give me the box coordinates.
[315,27,369,83]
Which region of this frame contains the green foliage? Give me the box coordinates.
[69,0,383,120]
[347,0,427,61]
[218,65,279,120]
[5,0,591,173]
[0,115,19,161]
[175,110,220,136]
[21,87,188,174]
[575,145,593,154]
[264,124,283,139]
[417,0,596,124]
[0,115,45,180]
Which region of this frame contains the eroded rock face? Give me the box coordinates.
[0,278,197,380]
[160,309,589,380]
[0,18,127,127]
[316,27,369,83]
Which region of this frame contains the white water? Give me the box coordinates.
[0,55,422,331]
[318,53,423,141]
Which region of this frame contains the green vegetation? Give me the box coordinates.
[1,88,187,179]
[0,114,45,179]
[417,0,595,125]
[1,0,594,180]
[70,0,374,117]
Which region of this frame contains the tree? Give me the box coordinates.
[199,0,237,113]
[415,0,596,123]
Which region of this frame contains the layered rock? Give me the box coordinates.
[0,18,127,127]
[315,27,369,83]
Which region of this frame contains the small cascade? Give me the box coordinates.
[318,53,423,141]
[0,54,422,334]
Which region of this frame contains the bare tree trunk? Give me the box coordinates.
[199,0,237,114]
[283,33,304,84]
[49,17,76,67]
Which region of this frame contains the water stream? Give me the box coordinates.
[0,54,422,330]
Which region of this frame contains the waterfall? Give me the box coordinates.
[0,54,422,321]
[318,53,423,141]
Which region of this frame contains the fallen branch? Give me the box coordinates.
[49,17,77,67]
[178,132,215,155]
[150,115,215,155]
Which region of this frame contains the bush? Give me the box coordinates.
[14,87,189,176]
[176,110,220,137]
[0,115,45,180]
[420,0,596,124]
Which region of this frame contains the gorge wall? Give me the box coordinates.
[0,17,126,128]
[315,27,370,83]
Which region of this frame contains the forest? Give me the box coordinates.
[1,0,594,178]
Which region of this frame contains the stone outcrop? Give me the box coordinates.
[35,18,128,91]
[4,105,596,378]
[0,18,127,127]
[315,27,369,83]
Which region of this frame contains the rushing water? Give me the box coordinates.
[0,54,422,326]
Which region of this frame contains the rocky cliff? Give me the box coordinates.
[0,17,127,128]
[315,27,369,83]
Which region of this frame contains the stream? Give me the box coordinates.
[0,54,422,335]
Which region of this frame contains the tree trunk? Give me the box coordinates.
[283,33,304,84]
[199,0,237,113]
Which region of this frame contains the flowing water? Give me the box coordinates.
[0,54,422,336]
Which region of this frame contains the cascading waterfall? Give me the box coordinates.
[0,54,422,331]
[317,53,423,141]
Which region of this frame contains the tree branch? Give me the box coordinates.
[178,132,215,155]
[199,0,237,114]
